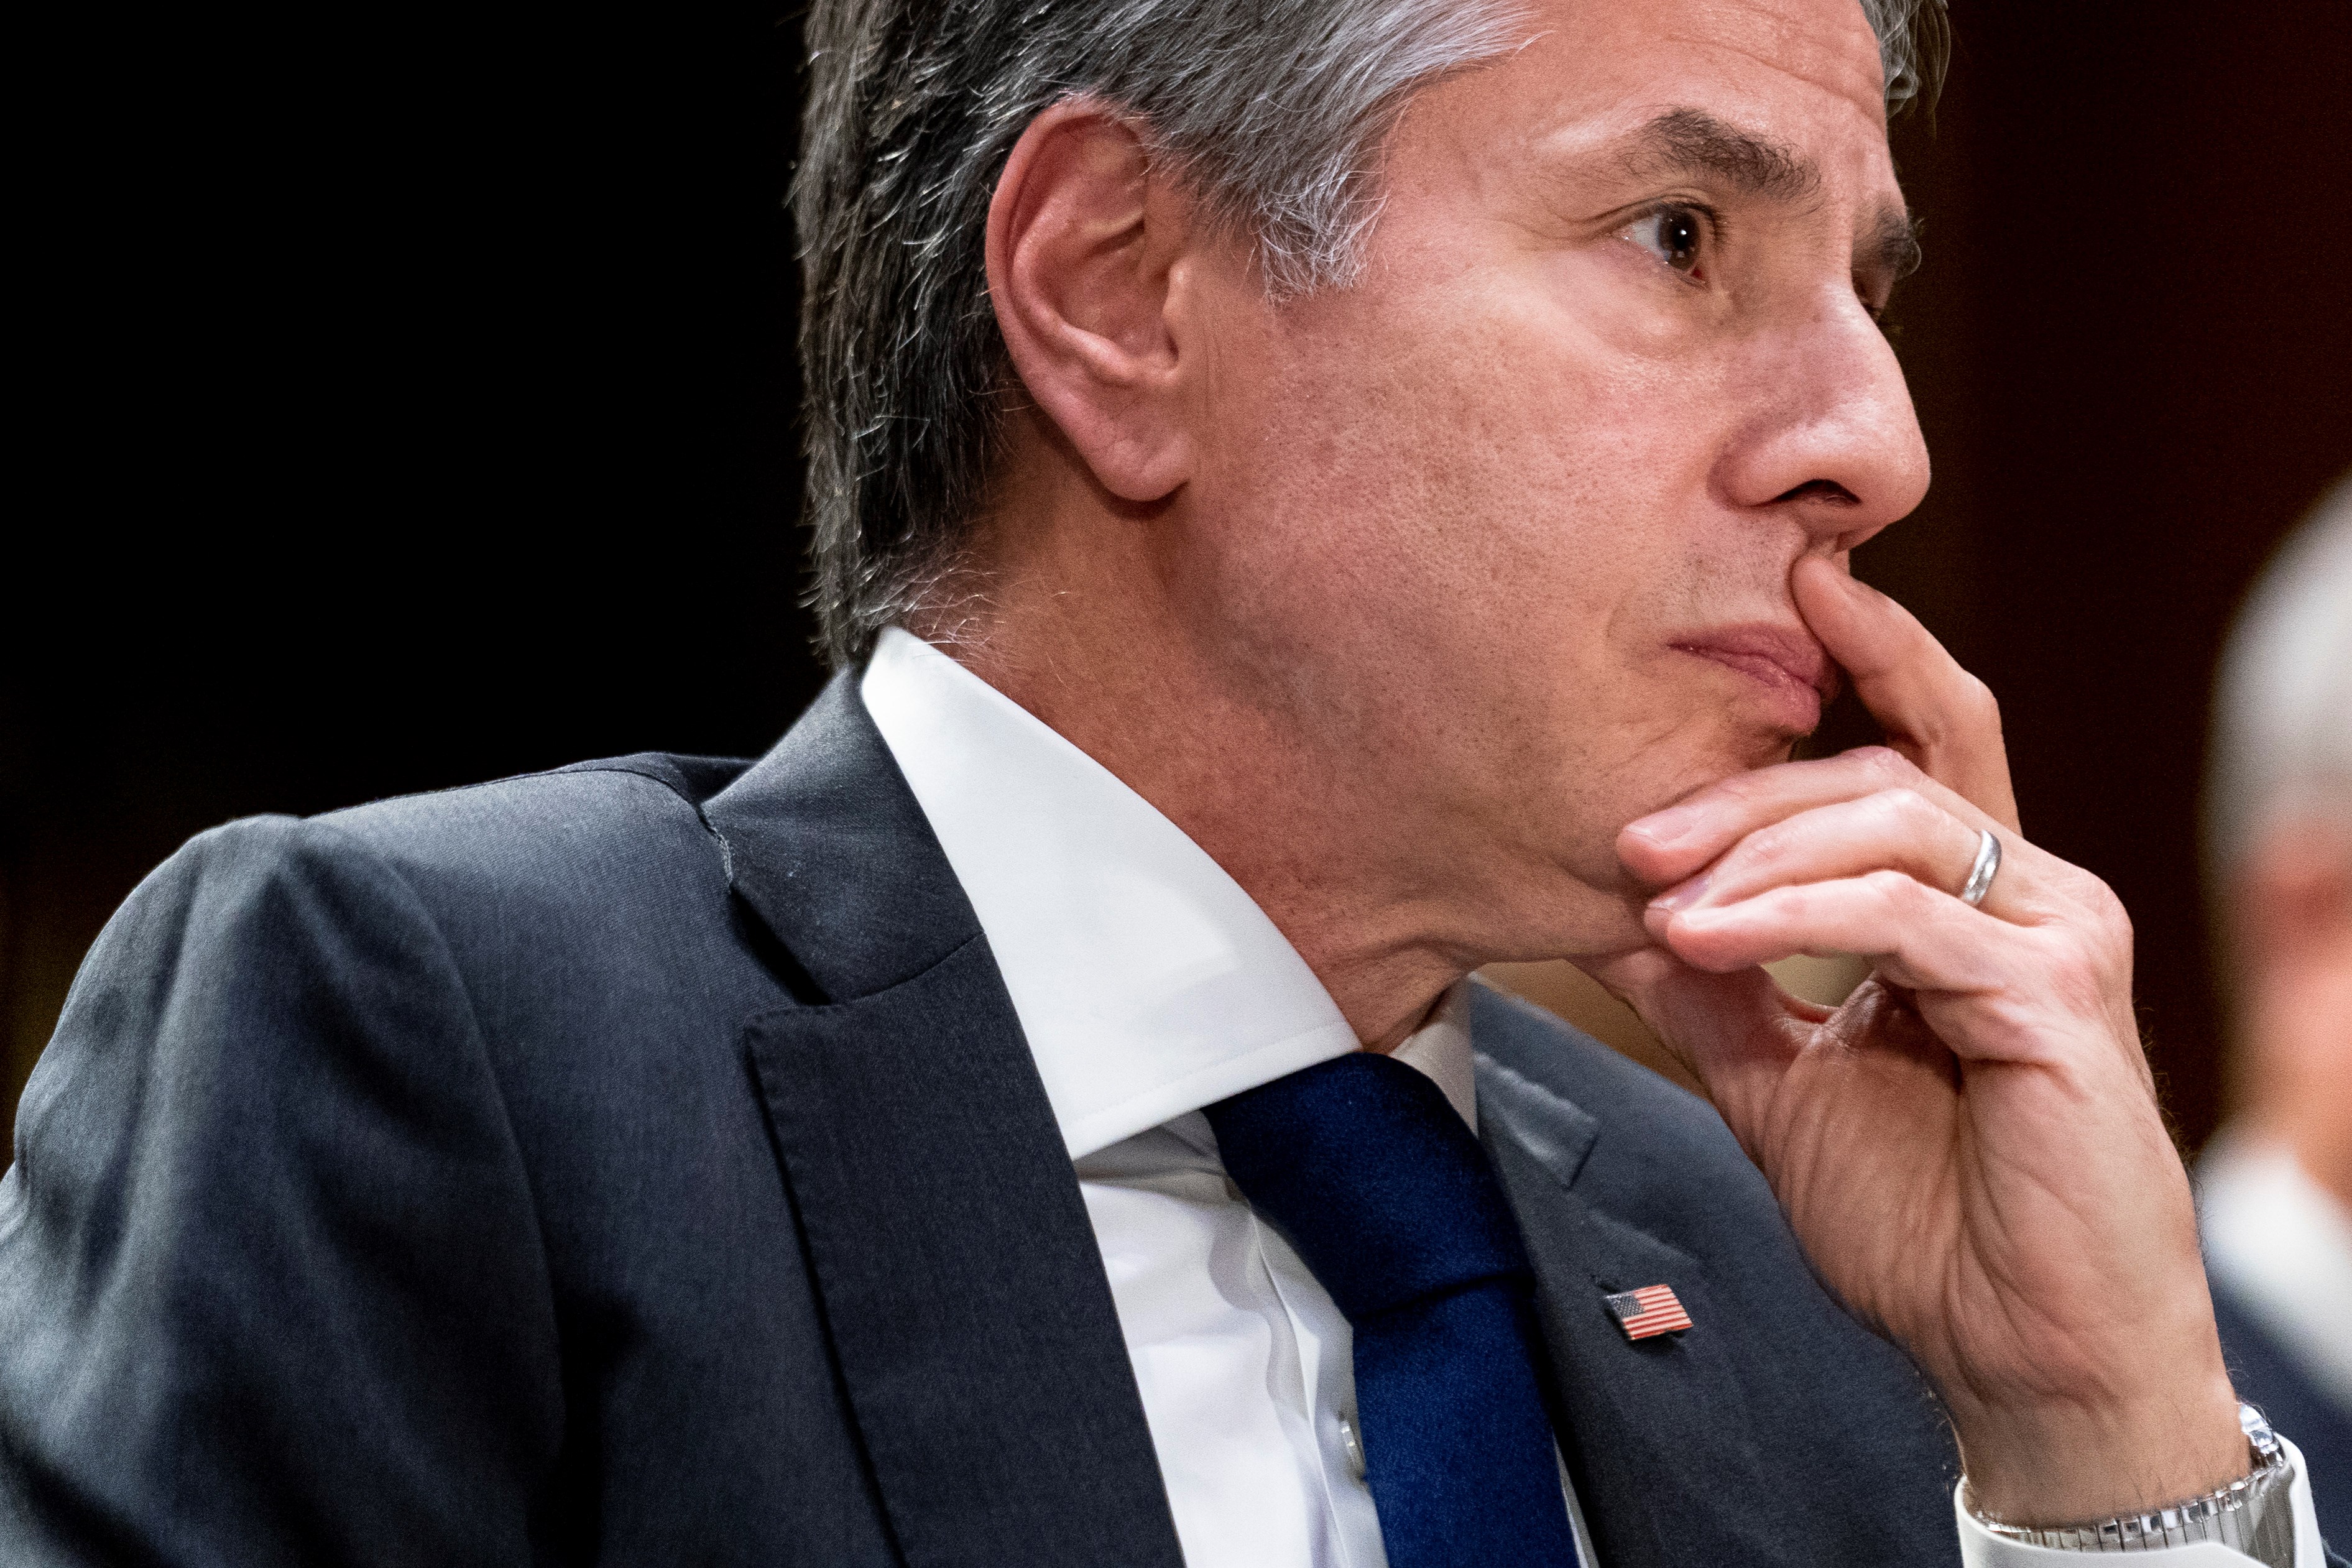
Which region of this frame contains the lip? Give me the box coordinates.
[1668,624,1840,732]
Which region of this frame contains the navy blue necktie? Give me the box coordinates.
[1204,1052,1583,1568]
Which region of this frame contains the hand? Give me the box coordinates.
[1593,555,2246,1525]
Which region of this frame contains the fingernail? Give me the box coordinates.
[1629,806,1700,846]
[1648,873,1710,913]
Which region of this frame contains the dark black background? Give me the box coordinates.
[9,1,2352,1160]
[6,2,826,1150]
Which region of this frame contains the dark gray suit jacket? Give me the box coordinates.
[2,673,1970,1567]
[2212,1283,2351,1550]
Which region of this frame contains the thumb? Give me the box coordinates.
[1585,948,1806,1138]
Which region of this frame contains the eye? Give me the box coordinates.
[1622,205,1709,276]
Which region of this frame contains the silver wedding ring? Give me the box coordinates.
[1958,828,2002,908]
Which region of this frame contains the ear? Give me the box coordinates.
[985,100,1202,502]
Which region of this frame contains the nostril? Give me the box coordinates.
[1773,479,1860,505]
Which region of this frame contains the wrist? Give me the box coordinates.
[1949,1371,2246,1525]
[1963,1405,2298,1567]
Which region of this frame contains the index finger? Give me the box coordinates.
[1793,555,2020,831]
[1618,745,1998,887]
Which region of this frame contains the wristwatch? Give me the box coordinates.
[1964,1403,2297,1565]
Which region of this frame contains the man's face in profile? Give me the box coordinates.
[1167,0,1927,953]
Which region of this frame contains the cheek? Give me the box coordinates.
[1181,256,1790,880]
[1193,269,1709,691]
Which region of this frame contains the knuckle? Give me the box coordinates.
[1883,786,1939,830]
[1958,673,2004,732]
[2085,882,2134,948]
[1868,747,1924,786]
[2053,863,2132,938]
[1850,744,1903,778]
[1731,824,1786,874]
[1863,867,1920,908]
[1715,770,1763,804]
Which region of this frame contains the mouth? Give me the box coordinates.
[1667,624,1841,733]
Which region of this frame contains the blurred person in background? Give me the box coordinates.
[2202,477,2352,1537]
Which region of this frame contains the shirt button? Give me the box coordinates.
[1338,1414,1367,1482]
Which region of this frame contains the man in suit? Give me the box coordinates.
[2198,480,2352,1548]
[1,0,2338,1565]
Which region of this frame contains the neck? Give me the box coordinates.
[915,466,1470,1051]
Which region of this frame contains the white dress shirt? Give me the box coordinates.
[859,627,2323,1568]
[2199,1135,2352,1414]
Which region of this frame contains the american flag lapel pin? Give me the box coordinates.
[1605,1284,1692,1341]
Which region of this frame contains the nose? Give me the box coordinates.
[1712,292,1930,553]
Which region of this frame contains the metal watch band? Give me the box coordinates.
[1963,1403,2295,1562]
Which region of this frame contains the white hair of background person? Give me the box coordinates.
[2207,476,2352,879]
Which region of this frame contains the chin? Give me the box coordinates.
[1657,714,1802,800]
[1701,701,1812,772]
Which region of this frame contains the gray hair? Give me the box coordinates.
[796,0,1950,665]
[2208,476,2352,873]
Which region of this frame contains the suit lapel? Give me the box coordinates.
[709,675,1184,1568]
[1478,1054,1789,1568]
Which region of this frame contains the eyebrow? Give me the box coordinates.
[1620,106,1920,281]
[1620,107,1821,202]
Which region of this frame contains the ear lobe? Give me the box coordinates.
[985,100,1198,502]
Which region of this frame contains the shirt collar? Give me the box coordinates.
[2197,1133,2352,1406]
[1392,980,1477,1128]
[860,628,1473,1157]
